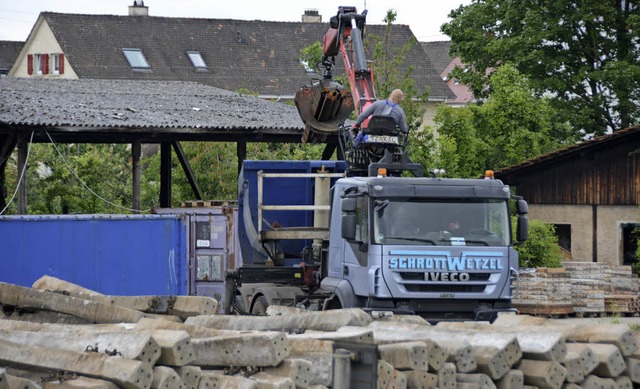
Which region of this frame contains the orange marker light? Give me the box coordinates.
[484,170,494,179]
[377,168,387,177]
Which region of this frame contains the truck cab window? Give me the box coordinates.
[373,198,510,247]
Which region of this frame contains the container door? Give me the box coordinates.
[191,215,232,310]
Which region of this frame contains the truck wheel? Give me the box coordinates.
[251,296,269,315]
[233,295,246,315]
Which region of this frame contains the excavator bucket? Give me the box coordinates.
[295,79,354,143]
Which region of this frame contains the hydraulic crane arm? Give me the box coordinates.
[322,7,377,124]
[294,6,422,177]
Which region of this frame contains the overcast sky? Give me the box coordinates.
[0,0,470,42]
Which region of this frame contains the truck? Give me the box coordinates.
[224,6,530,321]
[227,159,528,321]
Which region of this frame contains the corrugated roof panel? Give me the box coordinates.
[0,78,305,131]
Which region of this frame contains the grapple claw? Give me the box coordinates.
[295,79,354,143]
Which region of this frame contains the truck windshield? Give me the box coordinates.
[372,198,510,247]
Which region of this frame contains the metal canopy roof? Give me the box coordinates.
[0,77,309,144]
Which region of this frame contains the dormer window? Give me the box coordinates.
[122,48,150,69]
[187,51,207,70]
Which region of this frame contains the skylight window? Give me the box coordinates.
[187,51,207,69]
[122,48,150,69]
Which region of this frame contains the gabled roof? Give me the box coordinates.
[38,12,454,101]
[420,41,452,75]
[0,77,305,143]
[494,126,640,178]
[421,40,475,104]
[0,41,23,74]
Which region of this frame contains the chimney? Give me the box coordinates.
[301,9,322,23]
[129,0,149,16]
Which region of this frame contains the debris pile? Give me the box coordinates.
[1,275,640,388]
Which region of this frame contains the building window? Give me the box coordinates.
[187,51,207,70]
[51,53,65,75]
[27,53,63,76]
[122,48,150,69]
[553,224,572,256]
[622,223,639,271]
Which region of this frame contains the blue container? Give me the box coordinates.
[238,160,345,265]
[0,214,187,295]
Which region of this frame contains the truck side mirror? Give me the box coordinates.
[341,197,358,241]
[516,199,528,215]
[342,214,357,241]
[516,215,528,243]
[342,197,356,213]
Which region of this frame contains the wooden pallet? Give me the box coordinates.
[513,303,575,316]
[179,200,237,208]
[604,295,637,313]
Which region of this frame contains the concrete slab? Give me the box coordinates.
[172,366,201,389]
[41,377,119,388]
[249,372,296,389]
[404,370,437,389]
[0,282,144,324]
[495,369,523,389]
[192,332,289,367]
[0,329,161,367]
[263,358,312,388]
[437,362,456,389]
[0,338,152,389]
[148,330,195,367]
[288,339,333,387]
[151,366,185,389]
[518,359,566,389]
[378,341,430,371]
[565,344,598,376]
[185,308,372,332]
[377,360,407,389]
[455,373,496,389]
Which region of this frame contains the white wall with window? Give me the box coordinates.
[9,17,77,78]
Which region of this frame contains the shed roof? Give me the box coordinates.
[0,41,23,73]
[38,12,454,100]
[0,77,305,143]
[420,41,452,75]
[494,126,640,179]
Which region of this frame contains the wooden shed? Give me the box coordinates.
[494,126,640,265]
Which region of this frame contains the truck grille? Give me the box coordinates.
[399,272,490,281]
[404,284,486,293]
[398,272,491,293]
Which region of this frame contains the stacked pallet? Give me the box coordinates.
[512,268,573,315]
[3,275,640,388]
[513,262,640,316]
[563,262,607,314]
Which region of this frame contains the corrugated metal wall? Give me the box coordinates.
[0,214,187,295]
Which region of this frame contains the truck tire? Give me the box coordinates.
[233,295,246,315]
[251,295,269,315]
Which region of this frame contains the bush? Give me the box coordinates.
[513,217,563,268]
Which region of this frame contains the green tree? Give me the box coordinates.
[4,143,134,215]
[299,41,324,73]
[442,0,640,135]
[432,65,569,177]
[514,218,563,268]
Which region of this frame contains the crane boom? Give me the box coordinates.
[295,6,422,177]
